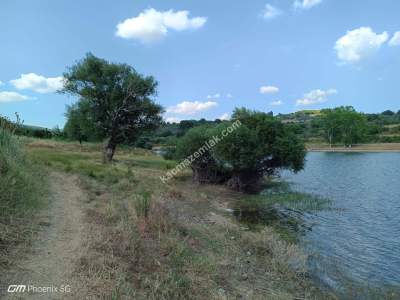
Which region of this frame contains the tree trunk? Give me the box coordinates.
[103,139,117,163]
[226,171,263,194]
[191,162,231,184]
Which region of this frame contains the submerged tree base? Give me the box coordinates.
[191,164,231,184]
[226,172,264,194]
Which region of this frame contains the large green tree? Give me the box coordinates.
[340,107,367,146]
[175,108,306,193]
[321,106,367,147]
[321,108,342,147]
[213,108,305,193]
[62,53,163,162]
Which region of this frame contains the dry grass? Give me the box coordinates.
[23,138,336,300]
[75,182,332,299]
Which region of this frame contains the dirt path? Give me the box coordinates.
[3,172,86,299]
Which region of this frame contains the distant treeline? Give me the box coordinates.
[127,108,400,149]
[278,108,400,145]
[3,107,400,147]
[0,115,62,139]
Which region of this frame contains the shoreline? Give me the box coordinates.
[307,143,400,153]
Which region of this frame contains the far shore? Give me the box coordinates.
[307,143,400,153]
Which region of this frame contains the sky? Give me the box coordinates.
[0,0,400,128]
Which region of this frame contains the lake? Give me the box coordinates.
[282,152,400,293]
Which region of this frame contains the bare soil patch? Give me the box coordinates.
[2,172,86,299]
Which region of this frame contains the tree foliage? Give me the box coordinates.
[175,108,306,193]
[213,108,305,192]
[64,99,103,143]
[321,106,367,147]
[175,125,230,183]
[62,53,163,162]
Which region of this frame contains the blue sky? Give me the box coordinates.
[1,0,400,128]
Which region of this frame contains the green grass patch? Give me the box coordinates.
[231,180,331,241]
[28,148,95,165]
[0,120,48,268]
[133,190,152,218]
[28,148,129,184]
[243,179,331,211]
[0,124,48,218]
[125,156,177,170]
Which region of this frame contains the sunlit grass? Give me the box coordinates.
[230,179,331,241]
[0,123,48,217]
[124,157,177,170]
[244,179,331,211]
[0,121,48,268]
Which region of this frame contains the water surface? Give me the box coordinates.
[282,152,400,290]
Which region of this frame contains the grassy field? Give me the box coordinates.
[17,138,337,299]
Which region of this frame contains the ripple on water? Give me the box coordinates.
[282,152,400,294]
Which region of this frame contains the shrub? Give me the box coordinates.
[175,125,231,184]
[134,190,152,218]
[162,147,176,160]
[379,135,400,143]
[212,109,305,192]
[174,109,306,193]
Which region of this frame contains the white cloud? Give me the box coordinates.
[294,0,322,10]
[218,113,230,120]
[165,117,180,123]
[334,27,388,63]
[10,73,63,93]
[163,10,206,31]
[296,89,337,106]
[262,4,283,20]
[116,8,207,43]
[0,80,3,86]
[389,31,400,46]
[0,91,31,103]
[260,85,279,94]
[207,93,220,99]
[226,93,233,98]
[167,100,217,115]
[269,100,283,106]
